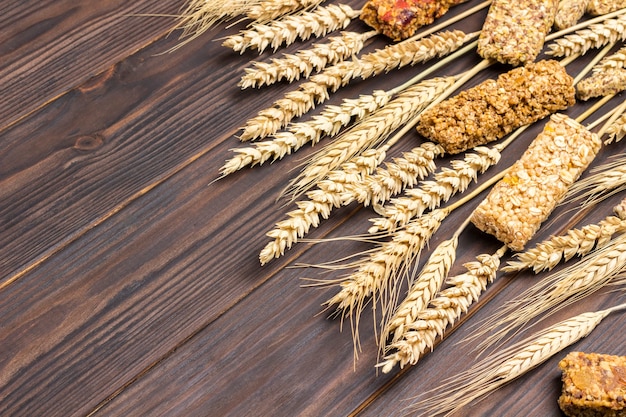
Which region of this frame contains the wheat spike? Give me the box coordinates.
[347,142,446,207]
[219,90,391,176]
[239,31,376,89]
[593,44,626,72]
[246,0,325,23]
[285,77,453,198]
[223,4,360,54]
[606,112,626,143]
[357,30,474,79]
[411,305,624,416]
[546,12,626,57]
[503,215,626,273]
[474,232,626,352]
[379,246,507,373]
[370,145,502,234]
[169,0,262,50]
[382,236,460,345]
[238,30,471,141]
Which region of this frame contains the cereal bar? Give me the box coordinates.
[555,0,590,30]
[577,68,626,101]
[470,114,601,251]
[416,60,575,155]
[587,0,626,15]
[360,0,466,41]
[477,0,558,66]
[558,352,626,417]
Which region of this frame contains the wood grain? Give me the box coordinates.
[1,1,625,416]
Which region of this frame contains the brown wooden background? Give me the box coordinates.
[1,1,625,416]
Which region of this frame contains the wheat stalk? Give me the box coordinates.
[169,0,262,50]
[346,142,446,207]
[219,90,391,176]
[473,232,626,352]
[369,145,504,234]
[238,30,472,141]
[503,215,626,273]
[546,11,626,57]
[284,77,453,198]
[246,0,326,23]
[410,303,626,417]
[381,234,461,346]
[239,31,377,89]
[379,245,507,374]
[223,4,360,54]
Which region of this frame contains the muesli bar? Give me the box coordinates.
[470,114,602,251]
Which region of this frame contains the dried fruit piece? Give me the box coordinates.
[470,114,602,251]
[360,0,466,41]
[558,351,626,417]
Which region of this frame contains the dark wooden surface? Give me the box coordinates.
[1,1,625,416]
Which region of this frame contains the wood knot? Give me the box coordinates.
[74,134,103,151]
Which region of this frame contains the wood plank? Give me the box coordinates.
[0,0,181,131]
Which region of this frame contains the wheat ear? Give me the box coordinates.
[322,170,507,346]
[246,0,325,23]
[239,31,376,89]
[381,227,464,347]
[605,111,626,144]
[223,4,360,54]
[546,10,626,57]
[284,77,454,199]
[169,0,262,50]
[474,232,626,352]
[379,245,507,374]
[503,215,626,273]
[410,304,626,417]
[238,30,472,141]
[218,90,391,176]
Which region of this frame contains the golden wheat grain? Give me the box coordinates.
[379,246,506,373]
[357,30,474,79]
[369,145,502,233]
[239,31,376,89]
[503,215,626,273]
[606,112,626,143]
[411,305,625,416]
[284,77,452,198]
[594,44,626,72]
[382,235,460,345]
[546,12,626,57]
[246,0,325,22]
[219,90,391,176]
[346,142,446,207]
[238,31,471,141]
[474,232,626,352]
[223,4,360,54]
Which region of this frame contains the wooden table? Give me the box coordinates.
[2,1,625,415]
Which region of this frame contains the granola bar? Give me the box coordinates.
[555,0,590,30]
[416,60,575,155]
[587,0,626,15]
[470,114,601,251]
[477,0,558,66]
[577,68,626,101]
[558,352,626,417]
[360,0,466,41]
